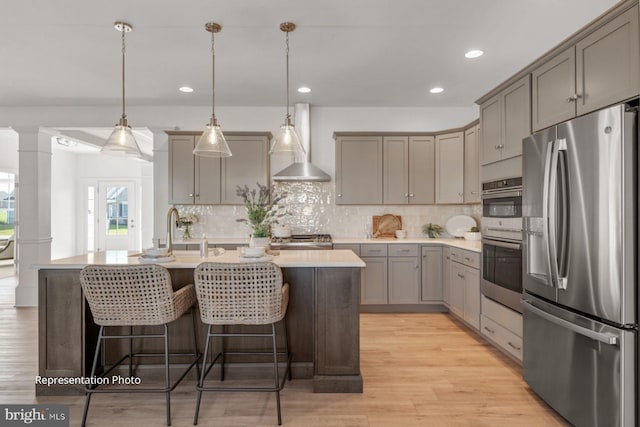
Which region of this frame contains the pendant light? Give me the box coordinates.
[193,22,232,157]
[102,21,142,157]
[269,22,306,155]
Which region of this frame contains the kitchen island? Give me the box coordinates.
[36,249,365,395]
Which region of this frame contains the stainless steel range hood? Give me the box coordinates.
[272,103,331,182]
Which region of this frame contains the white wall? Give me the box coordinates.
[0,129,18,172]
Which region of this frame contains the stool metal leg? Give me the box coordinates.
[164,324,171,426]
[128,326,133,378]
[220,325,225,381]
[191,308,201,380]
[82,326,104,427]
[282,319,292,381]
[194,324,212,426]
[271,323,282,426]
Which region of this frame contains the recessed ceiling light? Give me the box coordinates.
[297,86,311,93]
[179,86,194,93]
[465,49,484,59]
[429,87,444,94]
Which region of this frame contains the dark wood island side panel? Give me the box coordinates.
[37,266,361,395]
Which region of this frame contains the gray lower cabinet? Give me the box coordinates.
[360,244,388,304]
[167,131,270,205]
[446,247,480,330]
[420,246,442,301]
[388,244,420,304]
[442,247,451,306]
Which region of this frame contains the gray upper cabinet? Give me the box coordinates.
[463,125,480,203]
[532,5,639,132]
[335,136,383,205]
[383,136,409,204]
[435,132,464,204]
[383,135,435,205]
[167,131,270,205]
[532,47,576,131]
[576,5,639,116]
[168,135,196,204]
[221,135,269,204]
[480,75,531,165]
[408,136,436,204]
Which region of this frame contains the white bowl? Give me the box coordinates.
[464,232,481,241]
[145,247,169,257]
[395,230,407,239]
[243,247,266,258]
[272,226,292,238]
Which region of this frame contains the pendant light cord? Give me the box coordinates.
[211,28,216,123]
[285,29,290,122]
[121,27,127,122]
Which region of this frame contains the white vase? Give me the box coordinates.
[249,236,269,248]
[464,232,481,241]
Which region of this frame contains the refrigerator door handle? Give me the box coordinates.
[522,300,618,345]
[547,139,568,289]
[542,140,556,288]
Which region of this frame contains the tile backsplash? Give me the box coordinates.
[176,182,481,239]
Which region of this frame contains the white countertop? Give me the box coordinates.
[333,237,482,253]
[37,249,366,269]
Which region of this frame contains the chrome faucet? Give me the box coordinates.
[166,206,181,255]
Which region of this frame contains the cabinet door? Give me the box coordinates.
[388,256,420,304]
[408,136,435,204]
[421,246,443,301]
[532,47,576,131]
[462,265,480,330]
[195,153,221,204]
[168,135,195,204]
[576,5,640,116]
[435,132,464,204]
[449,262,465,318]
[383,136,409,204]
[221,135,269,204]
[480,95,502,165]
[501,75,530,160]
[335,136,383,204]
[361,257,388,304]
[463,125,480,203]
[442,248,451,305]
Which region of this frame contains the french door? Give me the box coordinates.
[96,181,137,251]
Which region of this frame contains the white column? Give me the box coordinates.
[150,128,169,245]
[15,127,52,307]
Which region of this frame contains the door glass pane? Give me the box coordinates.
[105,186,128,236]
[87,186,95,252]
[0,172,16,237]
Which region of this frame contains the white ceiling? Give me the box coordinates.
[1,0,620,109]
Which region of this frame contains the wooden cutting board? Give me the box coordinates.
[373,214,402,238]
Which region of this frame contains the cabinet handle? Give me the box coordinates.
[404,193,409,197]
[337,194,342,197]
[195,193,200,197]
[508,341,521,351]
[483,326,495,334]
[566,93,582,102]
[464,257,472,261]
[415,264,419,269]
[494,145,500,149]
[409,193,414,197]
[188,193,194,197]
[399,249,410,252]
[457,273,465,279]
[458,192,463,197]
[471,191,478,195]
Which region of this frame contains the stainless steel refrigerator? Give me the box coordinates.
[522,102,637,427]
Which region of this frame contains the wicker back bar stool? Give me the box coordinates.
[193,262,292,425]
[79,264,201,427]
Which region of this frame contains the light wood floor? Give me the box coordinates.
[0,273,567,426]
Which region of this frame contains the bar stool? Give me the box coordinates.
[193,262,292,425]
[79,264,201,427]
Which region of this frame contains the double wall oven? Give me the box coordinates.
[481,177,523,313]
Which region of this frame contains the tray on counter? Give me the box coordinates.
[372,214,402,238]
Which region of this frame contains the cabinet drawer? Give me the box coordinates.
[449,248,480,269]
[360,244,388,257]
[388,244,418,257]
[481,315,523,361]
[481,295,522,336]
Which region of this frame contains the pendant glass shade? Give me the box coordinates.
[193,119,232,157]
[270,121,306,154]
[102,118,142,156]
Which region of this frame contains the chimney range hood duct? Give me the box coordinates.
[272,103,331,182]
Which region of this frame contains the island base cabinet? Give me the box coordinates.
[314,268,363,392]
[37,267,363,395]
